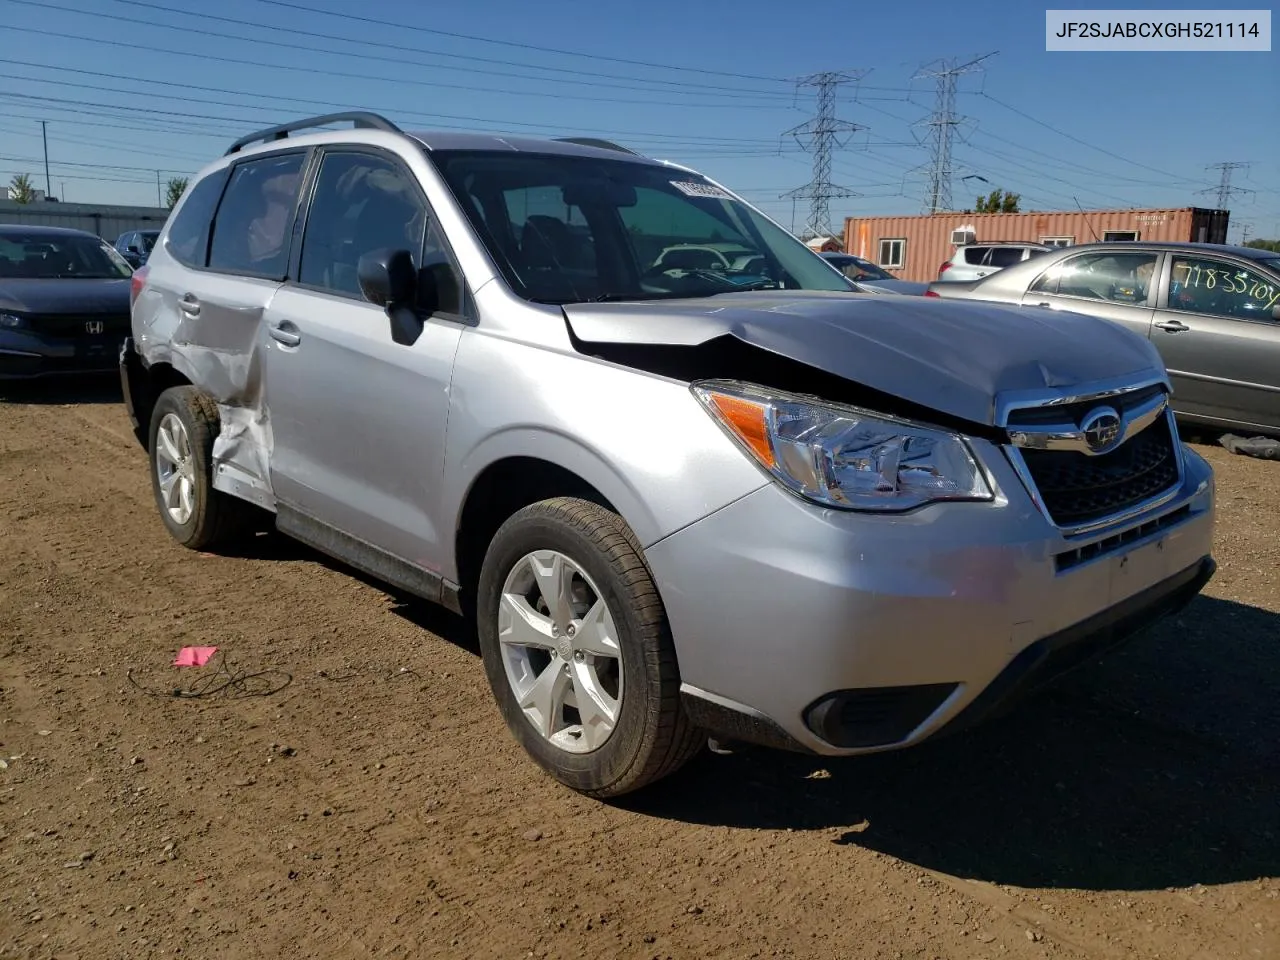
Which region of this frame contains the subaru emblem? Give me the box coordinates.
[1080,406,1122,454]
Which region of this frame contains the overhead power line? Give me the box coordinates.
[2,19,788,113]
[975,91,1206,186]
[7,0,798,104]
[251,0,788,84]
[0,65,799,147]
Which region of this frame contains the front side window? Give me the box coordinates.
[299,151,427,298]
[429,150,850,304]
[0,232,132,279]
[1030,251,1159,304]
[208,152,305,278]
[1167,257,1280,321]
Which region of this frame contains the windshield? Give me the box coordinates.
[825,254,893,282]
[429,150,851,303]
[0,233,133,280]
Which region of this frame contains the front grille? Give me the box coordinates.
[27,314,130,338]
[1018,412,1179,528]
[1006,383,1165,429]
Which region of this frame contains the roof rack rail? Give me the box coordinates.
[552,137,639,156]
[225,112,402,156]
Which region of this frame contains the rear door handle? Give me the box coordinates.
[1153,319,1190,333]
[269,322,301,347]
[178,294,200,318]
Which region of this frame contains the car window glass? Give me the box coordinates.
[421,219,464,317]
[166,170,228,268]
[1035,251,1159,304]
[963,247,986,265]
[299,151,427,298]
[1167,257,1280,321]
[0,233,132,279]
[987,247,1026,268]
[208,153,304,277]
[432,150,849,303]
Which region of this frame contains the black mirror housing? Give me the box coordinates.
[357,247,416,308]
[357,248,424,346]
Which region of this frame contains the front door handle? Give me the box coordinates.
[1153,319,1190,333]
[269,323,301,347]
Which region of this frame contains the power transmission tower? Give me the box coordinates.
[1200,161,1253,210]
[781,71,866,241]
[912,53,995,214]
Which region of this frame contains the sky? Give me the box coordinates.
[0,0,1276,239]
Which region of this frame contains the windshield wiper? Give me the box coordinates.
[709,279,780,293]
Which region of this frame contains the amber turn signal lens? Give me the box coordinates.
[707,392,776,469]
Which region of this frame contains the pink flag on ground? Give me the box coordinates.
[173,646,218,667]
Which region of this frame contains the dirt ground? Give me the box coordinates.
[1,378,1277,960]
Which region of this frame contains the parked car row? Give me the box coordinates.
[111,112,1217,799]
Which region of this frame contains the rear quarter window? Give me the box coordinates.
[166,169,230,268]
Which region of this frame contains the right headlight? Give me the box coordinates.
[692,379,993,512]
[0,313,25,329]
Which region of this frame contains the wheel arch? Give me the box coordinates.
[452,453,652,620]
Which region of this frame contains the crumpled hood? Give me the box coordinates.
[562,291,1165,426]
[0,278,131,315]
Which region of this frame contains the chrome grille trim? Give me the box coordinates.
[995,375,1186,537]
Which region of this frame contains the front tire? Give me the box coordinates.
[476,497,702,798]
[147,386,253,551]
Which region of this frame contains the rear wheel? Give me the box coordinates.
[147,386,254,550]
[476,497,702,797]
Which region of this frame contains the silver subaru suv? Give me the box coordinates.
[120,113,1216,797]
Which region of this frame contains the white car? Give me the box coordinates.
[937,242,1052,283]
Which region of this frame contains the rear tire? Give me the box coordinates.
[476,497,702,798]
[147,386,254,551]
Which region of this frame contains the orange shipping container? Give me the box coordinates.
[842,208,1230,283]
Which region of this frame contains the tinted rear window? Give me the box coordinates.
[987,247,1027,267]
[166,170,229,268]
[208,152,305,278]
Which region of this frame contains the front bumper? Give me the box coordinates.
[0,328,126,379]
[648,439,1216,756]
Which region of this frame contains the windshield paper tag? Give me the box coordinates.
[670,180,733,200]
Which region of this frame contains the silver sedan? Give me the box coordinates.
[927,241,1280,437]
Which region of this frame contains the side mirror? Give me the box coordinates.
[358,248,423,346]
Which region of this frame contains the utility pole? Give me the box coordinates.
[780,70,866,242]
[913,53,995,214]
[1200,161,1253,210]
[41,120,51,198]
[156,170,162,207]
